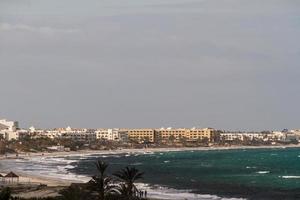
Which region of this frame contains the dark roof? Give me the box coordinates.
[5,172,19,178]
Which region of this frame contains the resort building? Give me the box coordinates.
[96,129,119,141]
[271,131,286,141]
[220,132,245,141]
[0,130,18,141]
[96,128,129,142]
[186,128,217,142]
[59,127,96,141]
[220,132,275,142]
[155,127,217,143]
[127,129,155,143]
[155,128,187,142]
[0,119,19,131]
[0,119,20,140]
[44,130,61,139]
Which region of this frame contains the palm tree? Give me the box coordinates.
[0,187,11,200]
[113,183,127,196]
[113,167,144,198]
[90,160,115,200]
[59,185,88,200]
[96,160,109,177]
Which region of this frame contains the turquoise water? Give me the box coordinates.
[71,148,300,194]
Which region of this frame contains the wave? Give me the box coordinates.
[0,154,247,200]
[256,171,270,174]
[137,183,246,200]
[131,162,143,166]
[143,151,154,155]
[280,176,300,179]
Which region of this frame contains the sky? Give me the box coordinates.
[0,0,300,130]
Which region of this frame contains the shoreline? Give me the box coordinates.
[1,144,300,160]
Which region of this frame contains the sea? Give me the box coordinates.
[2,147,300,199]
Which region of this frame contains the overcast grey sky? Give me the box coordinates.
[0,0,300,130]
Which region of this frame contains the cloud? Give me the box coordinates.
[0,23,78,35]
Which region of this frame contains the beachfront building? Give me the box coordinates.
[220,132,245,141]
[290,130,300,137]
[267,131,286,142]
[127,129,155,143]
[26,126,47,139]
[285,134,299,142]
[155,127,217,143]
[186,128,217,142]
[0,130,18,141]
[96,128,129,142]
[220,132,275,142]
[119,131,129,142]
[60,127,96,141]
[243,132,266,141]
[0,119,19,132]
[0,119,19,140]
[155,128,187,143]
[96,129,119,141]
[44,130,62,139]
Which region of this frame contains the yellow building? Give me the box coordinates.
[127,129,155,143]
[155,128,187,142]
[155,128,217,143]
[186,128,216,142]
[124,128,217,144]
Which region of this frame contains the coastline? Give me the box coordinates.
[1,144,300,160]
[1,144,300,199]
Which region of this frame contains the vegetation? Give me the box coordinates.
[0,187,12,200]
[0,160,147,200]
[89,160,115,199]
[58,160,147,200]
[0,137,133,154]
[58,185,89,200]
[114,167,144,198]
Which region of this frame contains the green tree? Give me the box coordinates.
[168,135,176,144]
[113,167,144,198]
[89,160,115,200]
[0,187,12,200]
[59,185,88,200]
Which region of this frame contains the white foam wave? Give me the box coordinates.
[281,176,300,179]
[256,171,270,174]
[137,183,246,200]
[131,162,143,166]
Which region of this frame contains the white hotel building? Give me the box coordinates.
[96,128,128,142]
[0,119,19,141]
